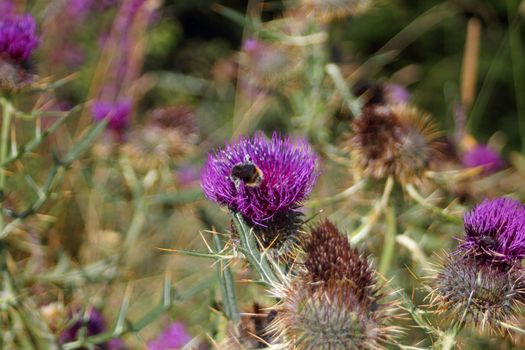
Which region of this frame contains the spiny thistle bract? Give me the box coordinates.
[430,197,525,332]
[298,0,373,23]
[269,220,399,350]
[431,253,525,331]
[201,132,318,252]
[350,103,441,184]
[219,303,275,349]
[460,197,525,262]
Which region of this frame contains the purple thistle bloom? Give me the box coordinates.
[92,99,132,133]
[462,144,504,175]
[460,197,525,262]
[201,132,318,224]
[148,322,192,350]
[0,13,38,62]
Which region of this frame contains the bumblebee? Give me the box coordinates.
[230,162,264,188]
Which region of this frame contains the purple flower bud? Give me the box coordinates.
[148,322,192,350]
[462,144,504,175]
[0,13,39,62]
[460,197,525,262]
[201,132,318,225]
[92,99,132,133]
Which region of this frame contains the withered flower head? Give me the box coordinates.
[297,0,373,23]
[350,103,441,184]
[269,220,399,349]
[121,105,198,171]
[431,253,524,332]
[240,38,301,90]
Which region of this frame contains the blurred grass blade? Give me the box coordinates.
[1,104,82,167]
[62,119,108,164]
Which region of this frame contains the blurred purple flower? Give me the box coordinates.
[177,165,199,187]
[201,132,318,224]
[0,1,14,20]
[462,144,504,175]
[60,308,105,343]
[60,308,126,349]
[148,322,192,350]
[243,38,262,53]
[459,197,525,262]
[66,0,94,19]
[384,83,411,104]
[92,99,132,133]
[0,13,38,62]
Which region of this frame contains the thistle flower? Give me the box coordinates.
[148,322,192,350]
[431,253,525,331]
[269,220,399,349]
[92,99,132,136]
[462,144,504,175]
[350,103,441,184]
[0,13,38,62]
[430,198,525,331]
[201,132,318,251]
[0,12,38,90]
[298,0,373,23]
[459,197,525,262]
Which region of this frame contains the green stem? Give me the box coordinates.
[378,205,396,276]
[0,99,12,232]
[405,184,462,224]
[231,212,280,285]
[326,63,362,118]
[213,234,240,323]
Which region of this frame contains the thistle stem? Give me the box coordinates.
[378,205,396,276]
[231,212,280,285]
[213,234,240,323]
[0,99,13,232]
[326,63,362,118]
[405,184,461,224]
